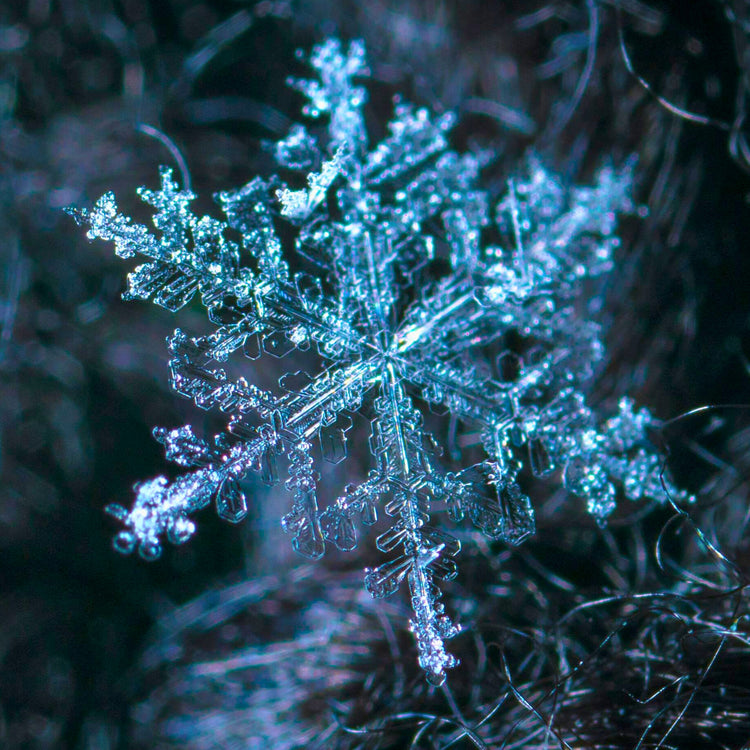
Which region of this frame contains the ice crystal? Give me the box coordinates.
[69,39,688,685]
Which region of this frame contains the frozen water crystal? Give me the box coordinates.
[69,39,689,684]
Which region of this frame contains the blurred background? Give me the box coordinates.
[2,0,750,747]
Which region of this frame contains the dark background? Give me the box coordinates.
[2,0,750,747]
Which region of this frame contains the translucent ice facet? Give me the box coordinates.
[365,556,412,598]
[215,478,248,523]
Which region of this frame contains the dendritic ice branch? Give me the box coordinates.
[69,39,689,685]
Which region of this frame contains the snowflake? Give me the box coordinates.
[69,39,688,685]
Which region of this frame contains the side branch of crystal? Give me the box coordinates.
[70,38,690,684]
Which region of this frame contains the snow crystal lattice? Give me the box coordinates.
[69,39,688,685]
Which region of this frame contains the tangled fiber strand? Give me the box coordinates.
[129,519,750,748]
